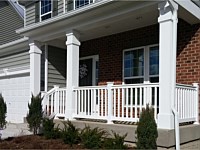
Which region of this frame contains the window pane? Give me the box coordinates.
[149,46,159,75]
[124,48,144,78]
[41,13,51,21]
[150,77,159,83]
[124,78,143,84]
[41,0,52,17]
[76,0,90,9]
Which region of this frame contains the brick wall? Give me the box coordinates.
[80,20,200,86]
[80,24,159,85]
[176,21,200,85]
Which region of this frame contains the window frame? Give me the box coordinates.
[123,44,159,84]
[75,0,94,9]
[40,0,53,22]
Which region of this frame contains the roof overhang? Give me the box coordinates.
[16,0,200,42]
[0,37,29,56]
[16,1,160,41]
[175,0,200,20]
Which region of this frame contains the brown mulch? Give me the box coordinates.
[0,135,85,149]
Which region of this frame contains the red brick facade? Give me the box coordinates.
[177,21,200,85]
[80,19,200,86]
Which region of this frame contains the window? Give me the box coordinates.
[123,45,159,84]
[124,48,144,84]
[149,46,159,83]
[75,0,93,9]
[40,0,52,21]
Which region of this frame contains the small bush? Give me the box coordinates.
[80,125,107,149]
[136,104,158,149]
[0,94,7,129]
[27,93,43,135]
[62,120,80,147]
[104,131,128,149]
[42,116,61,139]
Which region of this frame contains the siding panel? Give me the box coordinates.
[0,1,24,45]
[58,0,63,15]
[0,51,30,69]
[25,4,35,26]
[48,46,66,90]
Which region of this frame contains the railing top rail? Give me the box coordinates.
[112,83,159,88]
[46,87,57,96]
[73,85,107,90]
[176,83,197,89]
[58,88,67,91]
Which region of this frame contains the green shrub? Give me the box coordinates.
[0,94,7,129]
[136,104,158,149]
[80,125,107,149]
[27,93,43,135]
[104,131,128,149]
[42,116,61,139]
[62,120,80,147]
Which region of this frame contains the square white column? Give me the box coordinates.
[157,1,178,129]
[29,41,42,96]
[65,31,80,120]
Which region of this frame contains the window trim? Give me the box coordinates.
[122,44,159,84]
[40,0,53,22]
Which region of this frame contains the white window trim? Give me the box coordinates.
[122,44,159,84]
[80,55,99,86]
[40,0,53,22]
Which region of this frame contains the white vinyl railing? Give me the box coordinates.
[175,83,199,123]
[73,82,159,123]
[42,82,199,124]
[42,85,66,118]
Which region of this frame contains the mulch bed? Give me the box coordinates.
[0,135,85,149]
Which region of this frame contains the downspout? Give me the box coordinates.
[172,108,180,150]
[168,0,180,150]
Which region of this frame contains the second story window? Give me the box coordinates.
[40,0,52,21]
[75,0,93,9]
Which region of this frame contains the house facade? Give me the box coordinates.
[0,0,30,123]
[0,0,200,132]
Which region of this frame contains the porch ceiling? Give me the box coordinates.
[16,1,200,44]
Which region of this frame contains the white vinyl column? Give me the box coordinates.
[157,1,178,129]
[65,31,80,120]
[29,41,42,96]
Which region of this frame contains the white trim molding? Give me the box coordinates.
[175,0,200,20]
[0,66,30,78]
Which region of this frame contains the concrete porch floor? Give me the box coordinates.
[55,119,200,149]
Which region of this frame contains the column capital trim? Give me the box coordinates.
[29,43,42,54]
[158,1,178,23]
[66,30,81,46]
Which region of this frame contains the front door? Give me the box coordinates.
[79,55,99,86]
[79,55,99,114]
[79,58,93,86]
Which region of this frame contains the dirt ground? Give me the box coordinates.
[0,135,85,149]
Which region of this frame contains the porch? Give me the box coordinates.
[42,82,199,125]
[16,0,200,130]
